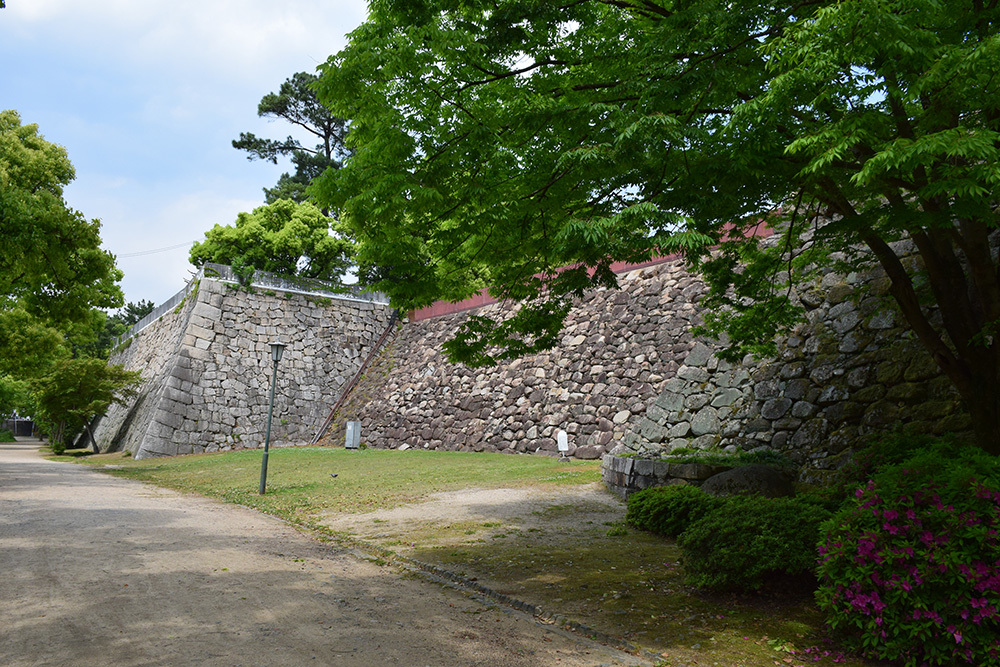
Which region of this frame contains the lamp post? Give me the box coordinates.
[258,340,286,495]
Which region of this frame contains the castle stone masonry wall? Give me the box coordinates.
[94,272,394,459]
[96,252,968,480]
[327,261,706,459]
[330,254,968,483]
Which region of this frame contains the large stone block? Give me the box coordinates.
[690,406,720,436]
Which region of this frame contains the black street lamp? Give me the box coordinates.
[258,340,286,495]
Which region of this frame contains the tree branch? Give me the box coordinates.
[858,228,968,387]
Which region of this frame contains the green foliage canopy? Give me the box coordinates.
[1,109,126,371]
[189,199,354,283]
[312,1,1000,452]
[73,299,157,360]
[1,110,123,325]
[31,358,141,451]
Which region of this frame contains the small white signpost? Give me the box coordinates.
[557,430,569,460]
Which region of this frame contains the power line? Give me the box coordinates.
[118,241,198,258]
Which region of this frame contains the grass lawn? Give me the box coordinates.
[59,445,880,667]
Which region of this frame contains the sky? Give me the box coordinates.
[1,0,369,307]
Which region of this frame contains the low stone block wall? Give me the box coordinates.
[601,454,735,499]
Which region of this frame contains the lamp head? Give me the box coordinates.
[269,340,287,363]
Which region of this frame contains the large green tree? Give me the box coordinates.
[1,109,125,367]
[31,358,141,453]
[1,110,134,443]
[1,110,123,325]
[189,199,354,283]
[310,0,1000,453]
[234,72,351,204]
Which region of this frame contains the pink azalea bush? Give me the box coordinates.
[816,447,1000,666]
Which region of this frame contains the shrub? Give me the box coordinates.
[625,485,721,538]
[832,432,964,497]
[0,428,14,443]
[816,447,1000,666]
[679,495,832,592]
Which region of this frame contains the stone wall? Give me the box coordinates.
[91,279,200,455]
[327,254,967,482]
[324,260,705,458]
[601,456,736,499]
[94,270,394,459]
[614,258,969,483]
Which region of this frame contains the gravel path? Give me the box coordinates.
[0,439,648,667]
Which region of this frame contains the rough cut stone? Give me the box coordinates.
[760,398,793,420]
[690,407,720,436]
[574,445,605,460]
[683,343,713,367]
[612,410,632,425]
[667,463,720,481]
[677,366,709,383]
[710,388,743,407]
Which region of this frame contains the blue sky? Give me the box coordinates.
[1,0,368,307]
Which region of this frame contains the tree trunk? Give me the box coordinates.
[860,230,1000,456]
[956,378,1000,456]
[84,420,99,454]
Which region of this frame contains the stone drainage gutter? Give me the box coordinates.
[304,522,659,664]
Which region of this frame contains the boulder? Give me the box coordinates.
[700,465,794,498]
[574,445,606,460]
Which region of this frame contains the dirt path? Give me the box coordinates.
[0,439,648,667]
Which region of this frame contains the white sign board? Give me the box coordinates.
[557,430,569,452]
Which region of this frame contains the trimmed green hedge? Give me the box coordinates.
[680,496,833,592]
[625,485,721,538]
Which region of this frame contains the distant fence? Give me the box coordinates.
[113,264,390,349]
[1,418,34,437]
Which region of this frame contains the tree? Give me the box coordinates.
[1,110,123,326]
[1,109,126,368]
[189,199,354,283]
[73,299,157,360]
[233,72,351,204]
[118,299,156,327]
[310,1,1000,454]
[31,358,141,452]
[1,110,136,445]
[0,375,30,420]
